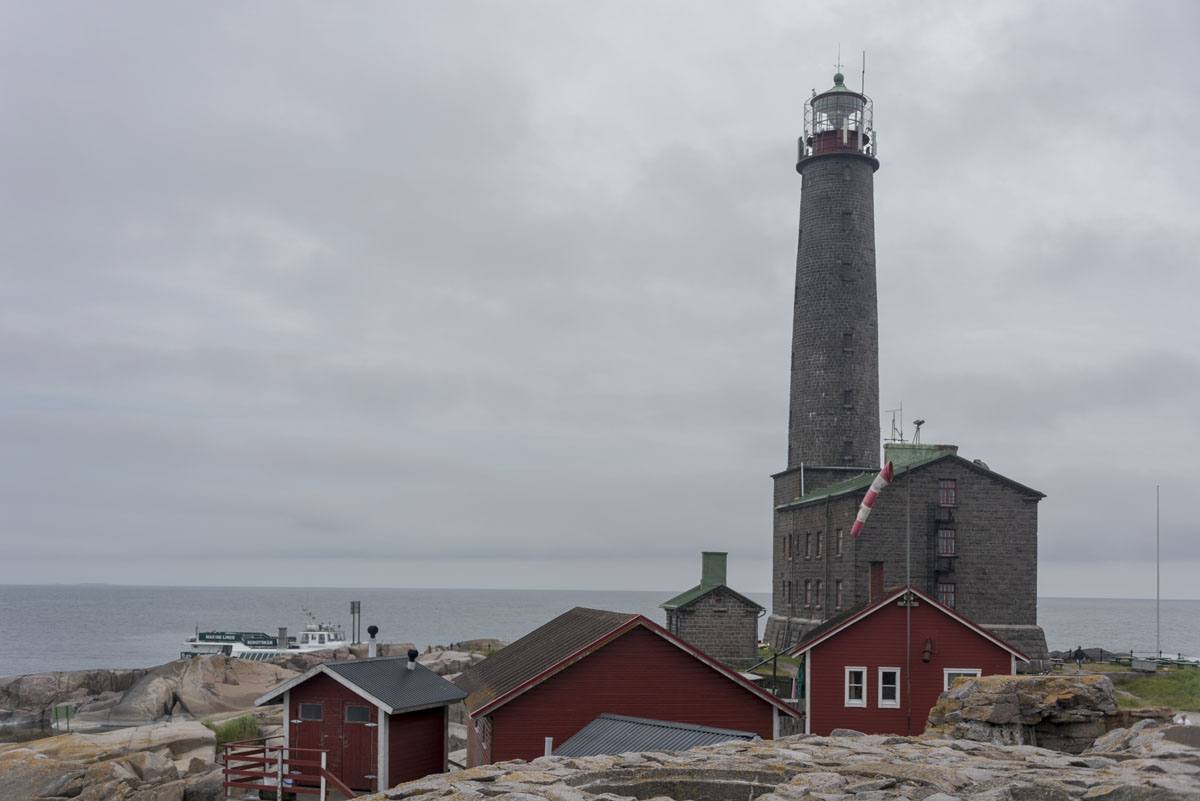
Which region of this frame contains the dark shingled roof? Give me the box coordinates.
[258,656,465,714]
[454,607,637,714]
[553,714,757,757]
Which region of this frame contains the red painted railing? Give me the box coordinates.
[222,736,355,799]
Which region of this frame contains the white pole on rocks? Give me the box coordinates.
[544,737,553,756]
[1156,485,1161,658]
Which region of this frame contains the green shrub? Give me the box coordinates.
[204,714,260,745]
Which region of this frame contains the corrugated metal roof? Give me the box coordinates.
[455,607,637,714]
[553,714,757,757]
[324,657,466,713]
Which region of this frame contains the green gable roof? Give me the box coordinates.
[660,583,764,612]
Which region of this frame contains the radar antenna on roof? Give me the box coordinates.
[885,403,905,443]
[912,419,925,444]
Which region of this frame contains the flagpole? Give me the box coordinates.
[1156,484,1160,658]
[905,466,912,735]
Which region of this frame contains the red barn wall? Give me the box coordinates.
[389,705,446,784]
[807,600,1012,736]
[479,625,779,765]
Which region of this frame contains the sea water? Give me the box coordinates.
[0,585,1196,677]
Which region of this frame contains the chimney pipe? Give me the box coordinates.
[869,562,885,602]
[407,648,419,671]
[367,624,379,658]
[277,627,288,650]
[701,551,728,587]
[544,737,553,756]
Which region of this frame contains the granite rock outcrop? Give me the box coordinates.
[925,674,1170,754]
[362,723,1200,801]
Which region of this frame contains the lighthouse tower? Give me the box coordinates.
[785,71,881,491]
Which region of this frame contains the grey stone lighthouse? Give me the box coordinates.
[764,72,1049,663]
[784,71,881,495]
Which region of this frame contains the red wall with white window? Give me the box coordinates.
[469,625,781,766]
[806,599,1013,735]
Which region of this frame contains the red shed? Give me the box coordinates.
[454,607,799,767]
[787,585,1027,736]
[256,653,466,793]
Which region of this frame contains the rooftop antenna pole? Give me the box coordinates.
[1156,484,1160,657]
[861,50,866,94]
[905,464,912,734]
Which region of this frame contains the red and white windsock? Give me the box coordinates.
[850,461,894,538]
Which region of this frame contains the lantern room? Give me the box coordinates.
[798,72,876,168]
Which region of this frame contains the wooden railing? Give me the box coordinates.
[222,736,356,800]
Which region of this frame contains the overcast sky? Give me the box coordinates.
[1,1,1197,599]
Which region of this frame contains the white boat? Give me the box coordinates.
[181,622,349,662]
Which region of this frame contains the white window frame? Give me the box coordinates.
[943,667,982,691]
[877,667,901,708]
[844,666,867,707]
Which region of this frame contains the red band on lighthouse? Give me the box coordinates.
[850,461,894,538]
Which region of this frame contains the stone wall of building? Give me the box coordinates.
[667,587,760,669]
[765,458,1047,661]
[787,153,881,476]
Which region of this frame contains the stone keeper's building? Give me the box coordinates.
[762,71,1049,663]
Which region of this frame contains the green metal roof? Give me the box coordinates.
[775,448,1045,512]
[775,451,950,511]
[660,583,764,612]
[828,71,851,92]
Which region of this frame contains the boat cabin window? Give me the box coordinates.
[298,703,323,721]
[345,705,371,723]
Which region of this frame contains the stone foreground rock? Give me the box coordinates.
[926,674,1169,754]
[0,720,221,800]
[361,724,1200,801]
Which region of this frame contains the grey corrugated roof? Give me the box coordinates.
[324,657,466,713]
[553,714,757,757]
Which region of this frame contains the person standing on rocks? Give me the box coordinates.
[1073,646,1085,672]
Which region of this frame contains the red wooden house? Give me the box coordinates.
[256,652,466,793]
[786,584,1028,736]
[453,607,799,767]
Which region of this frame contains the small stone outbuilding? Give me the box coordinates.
[661,552,763,669]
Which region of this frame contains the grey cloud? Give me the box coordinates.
[1,1,1197,596]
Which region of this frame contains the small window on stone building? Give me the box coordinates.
[938,529,956,556]
[815,531,823,559]
[804,579,812,606]
[835,579,844,609]
[842,439,854,462]
[843,389,854,408]
[836,528,844,557]
[842,331,853,352]
[938,479,957,507]
[805,532,812,559]
[298,703,322,721]
[784,534,791,560]
[937,582,957,608]
[815,579,824,609]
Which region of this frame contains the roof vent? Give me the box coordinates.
[407,648,419,671]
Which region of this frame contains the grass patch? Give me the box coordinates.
[204,714,260,745]
[1113,668,1200,710]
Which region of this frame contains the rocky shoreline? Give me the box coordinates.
[3,658,1196,801]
